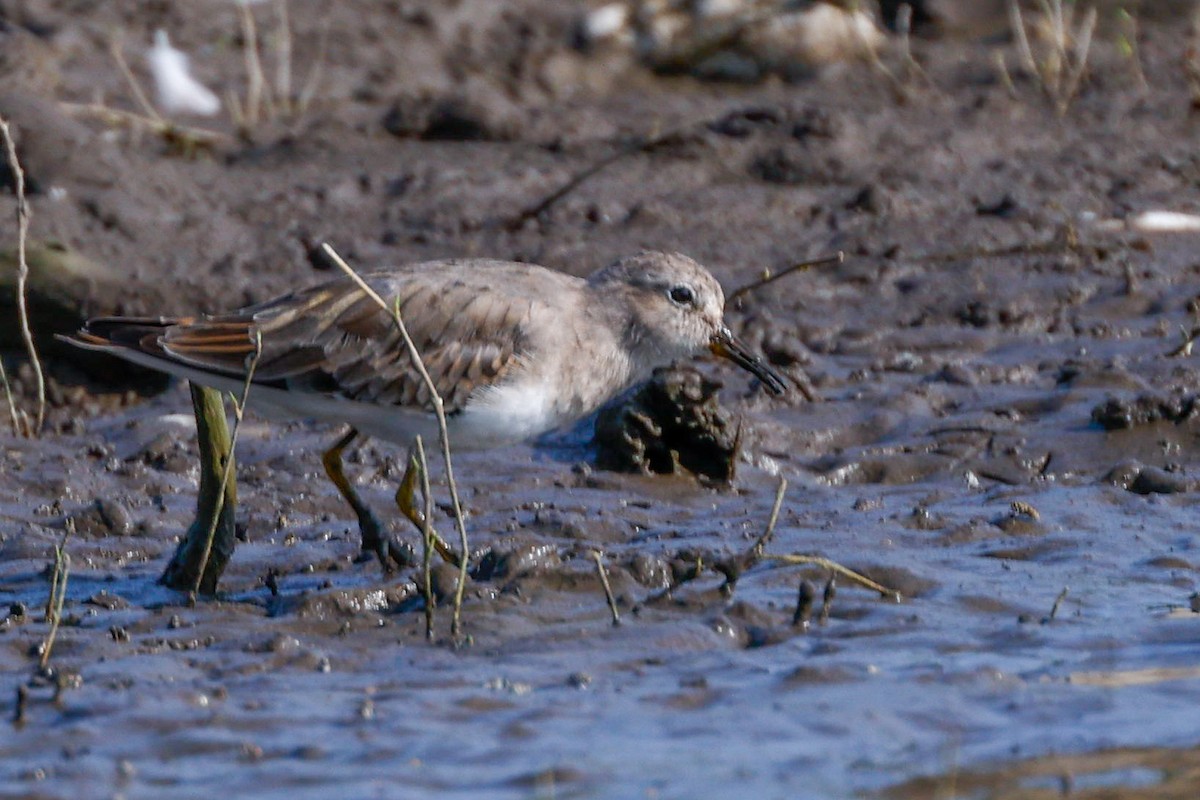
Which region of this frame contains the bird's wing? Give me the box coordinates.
[98,266,546,414]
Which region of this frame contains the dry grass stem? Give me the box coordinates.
[414,435,436,639]
[751,476,788,558]
[60,102,229,151]
[852,9,907,102]
[1117,9,1147,93]
[321,243,472,641]
[191,330,262,594]
[237,1,272,128]
[0,359,20,436]
[895,3,926,82]
[296,20,329,115]
[0,114,46,436]
[768,553,899,600]
[1005,0,1098,115]
[592,551,621,626]
[230,0,324,132]
[109,37,164,122]
[994,50,1019,98]
[40,531,71,670]
[273,0,293,114]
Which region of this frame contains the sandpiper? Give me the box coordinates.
[66,250,786,564]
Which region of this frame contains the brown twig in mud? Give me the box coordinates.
[767,553,899,600]
[726,255,841,404]
[727,252,844,305]
[506,103,786,231]
[1045,586,1069,623]
[321,244,472,641]
[505,135,665,231]
[40,531,71,670]
[592,551,621,627]
[191,330,262,596]
[413,435,436,640]
[919,225,1086,264]
[0,114,46,437]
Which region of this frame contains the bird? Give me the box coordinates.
[64,250,787,568]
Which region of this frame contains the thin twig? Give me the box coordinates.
[727,252,844,304]
[751,476,787,559]
[592,551,620,627]
[191,330,262,594]
[1008,0,1038,74]
[109,36,164,122]
[896,4,926,83]
[321,244,472,641]
[994,50,1018,98]
[0,114,45,436]
[1047,586,1069,622]
[274,0,293,115]
[767,553,899,599]
[237,2,270,129]
[296,16,330,116]
[59,102,230,149]
[0,359,20,436]
[40,531,71,670]
[1057,7,1096,116]
[414,435,436,640]
[506,141,649,231]
[1117,9,1148,94]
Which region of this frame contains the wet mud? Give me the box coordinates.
[4,2,1200,797]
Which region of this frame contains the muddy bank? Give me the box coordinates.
[4,2,1200,798]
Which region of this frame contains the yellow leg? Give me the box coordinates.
[321,428,413,570]
[394,444,461,568]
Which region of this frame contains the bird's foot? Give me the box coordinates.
[356,511,417,572]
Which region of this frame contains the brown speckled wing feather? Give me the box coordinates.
[155,267,537,414]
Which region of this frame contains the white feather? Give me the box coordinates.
[147,30,221,117]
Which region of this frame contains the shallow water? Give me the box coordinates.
[4,354,1200,799]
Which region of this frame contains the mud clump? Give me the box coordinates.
[1105,461,1196,495]
[594,366,738,482]
[1091,394,1200,430]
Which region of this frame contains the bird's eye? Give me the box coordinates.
[668,285,696,306]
